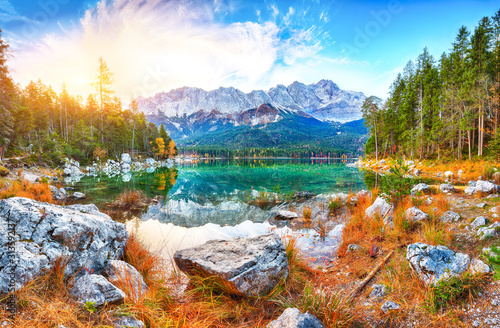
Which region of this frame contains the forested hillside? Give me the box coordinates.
[362,9,500,161]
[0,29,175,166]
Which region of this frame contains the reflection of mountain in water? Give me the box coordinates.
[142,200,269,227]
[167,159,366,204]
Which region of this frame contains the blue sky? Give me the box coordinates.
[1,0,499,102]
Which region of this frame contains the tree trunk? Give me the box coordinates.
[468,129,472,161]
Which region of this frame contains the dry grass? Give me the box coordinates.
[113,189,148,209]
[0,179,54,203]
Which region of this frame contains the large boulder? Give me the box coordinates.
[471,216,489,229]
[406,243,490,285]
[121,153,132,164]
[404,207,429,223]
[70,274,125,307]
[105,260,148,301]
[174,234,288,297]
[267,308,324,328]
[0,197,129,293]
[365,195,394,227]
[476,180,500,194]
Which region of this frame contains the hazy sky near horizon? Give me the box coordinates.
[1,0,499,103]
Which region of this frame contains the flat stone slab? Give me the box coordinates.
[174,234,288,297]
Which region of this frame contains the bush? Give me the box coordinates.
[0,166,9,177]
[381,159,413,205]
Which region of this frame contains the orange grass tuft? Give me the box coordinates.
[0,179,54,203]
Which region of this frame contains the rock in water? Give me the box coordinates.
[105,260,148,301]
[70,274,125,307]
[406,243,490,285]
[121,153,132,164]
[0,197,128,293]
[267,308,324,328]
[365,195,394,227]
[174,234,288,297]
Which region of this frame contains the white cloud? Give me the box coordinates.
[8,0,333,101]
[7,0,391,102]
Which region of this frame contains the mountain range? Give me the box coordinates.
[136,79,368,156]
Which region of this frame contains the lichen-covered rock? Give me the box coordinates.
[267,308,324,328]
[471,216,489,229]
[411,183,429,195]
[404,207,429,223]
[441,211,461,223]
[274,210,299,221]
[0,197,128,293]
[406,243,490,285]
[174,234,288,297]
[70,274,125,307]
[105,260,148,301]
[113,315,145,328]
[365,195,394,228]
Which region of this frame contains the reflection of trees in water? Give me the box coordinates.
[152,169,178,191]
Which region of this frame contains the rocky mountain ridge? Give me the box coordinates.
[136,79,365,127]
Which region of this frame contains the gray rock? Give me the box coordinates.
[465,186,476,195]
[267,307,324,328]
[477,222,500,240]
[113,315,145,328]
[476,202,487,208]
[487,194,499,199]
[406,243,490,286]
[471,216,489,229]
[174,234,288,297]
[476,180,500,194]
[444,171,454,179]
[274,210,299,221]
[73,192,86,199]
[59,188,69,198]
[404,160,414,166]
[70,274,125,307]
[0,197,128,292]
[145,158,156,166]
[347,244,361,252]
[440,211,461,223]
[63,168,72,176]
[404,207,429,223]
[349,196,359,205]
[50,185,64,200]
[379,159,386,165]
[357,190,371,199]
[121,153,132,164]
[440,183,455,193]
[381,301,400,313]
[64,203,111,220]
[121,163,131,173]
[468,181,477,187]
[105,260,148,301]
[365,195,394,228]
[369,284,388,299]
[411,183,429,195]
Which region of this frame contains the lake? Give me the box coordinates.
[67,159,367,266]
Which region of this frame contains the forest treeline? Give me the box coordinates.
[363,9,500,161]
[0,28,176,167]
